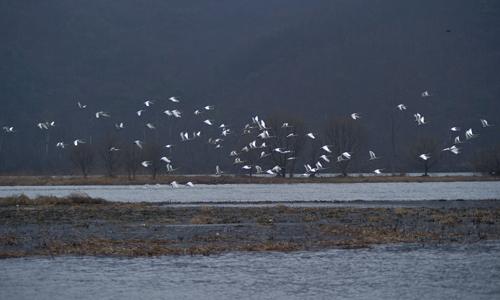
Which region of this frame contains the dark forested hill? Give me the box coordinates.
[1,0,499,174]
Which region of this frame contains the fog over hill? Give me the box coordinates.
[1,0,499,175]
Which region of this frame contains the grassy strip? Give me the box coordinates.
[0,174,498,186]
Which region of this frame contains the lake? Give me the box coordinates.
[0,181,499,203]
[1,241,499,300]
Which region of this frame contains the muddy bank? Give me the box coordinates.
[0,174,498,186]
[1,196,499,258]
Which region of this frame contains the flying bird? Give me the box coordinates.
[414,113,426,125]
[350,113,361,120]
[160,156,171,163]
[397,104,407,111]
[321,145,332,153]
[215,165,223,176]
[77,102,87,109]
[465,128,477,140]
[450,127,460,132]
[421,90,431,98]
[146,123,156,130]
[141,161,152,168]
[369,150,379,160]
[95,111,110,119]
[373,169,383,175]
[134,140,144,149]
[319,155,330,163]
[480,119,492,128]
[144,100,154,107]
[2,126,15,133]
[169,97,180,103]
[115,122,125,129]
[73,139,86,146]
[306,133,316,139]
[56,142,67,149]
[419,154,431,161]
[442,145,460,155]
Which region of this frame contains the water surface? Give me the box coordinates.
[1,242,499,300]
[0,181,499,203]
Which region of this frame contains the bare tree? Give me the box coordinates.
[471,145,500,176]
[99,134,122,177]
[123,143,142,180]
[408,136,441,176]
[144,141,162,179]
[267,115,307,178]
[323,117,365,176]
[70,144,94,178]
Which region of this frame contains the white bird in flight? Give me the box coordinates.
[146,123,156,130]
[319,155,330,163]
[73,139,86,146]
[2,126,15,133]
[442,145,460,155]
[419,154,431,161]
[369,150,379,160]
[160,156,171,163]
[215,165,223,176]
[465,128,477,140]
[480,119,492,128]
[306,133,316,139]
[397,104,407,111]
[141,161,152,168]
[95,111,110,119]
[321,145,332,153]
[77,102,87,109]
[134,140,144,149]
[350,113,361,120]
[421,90,431,98]
[144,100,154,107]
[450,127,460,132]
[169,97,180,103]
[414,113,426,125]
[373,169,383,175]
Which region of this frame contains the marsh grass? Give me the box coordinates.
[0,174,498,187]
[0,195,109,206]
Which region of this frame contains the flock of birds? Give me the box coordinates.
[1,90,495,187]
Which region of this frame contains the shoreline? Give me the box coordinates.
[1,196,499,258]
[0,174,498,186]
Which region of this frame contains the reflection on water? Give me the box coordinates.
[1,242,499,300]
[0,181,499,203]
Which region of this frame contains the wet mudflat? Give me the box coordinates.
[1,196,499,257]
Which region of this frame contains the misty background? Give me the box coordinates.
[1,0,499,175]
